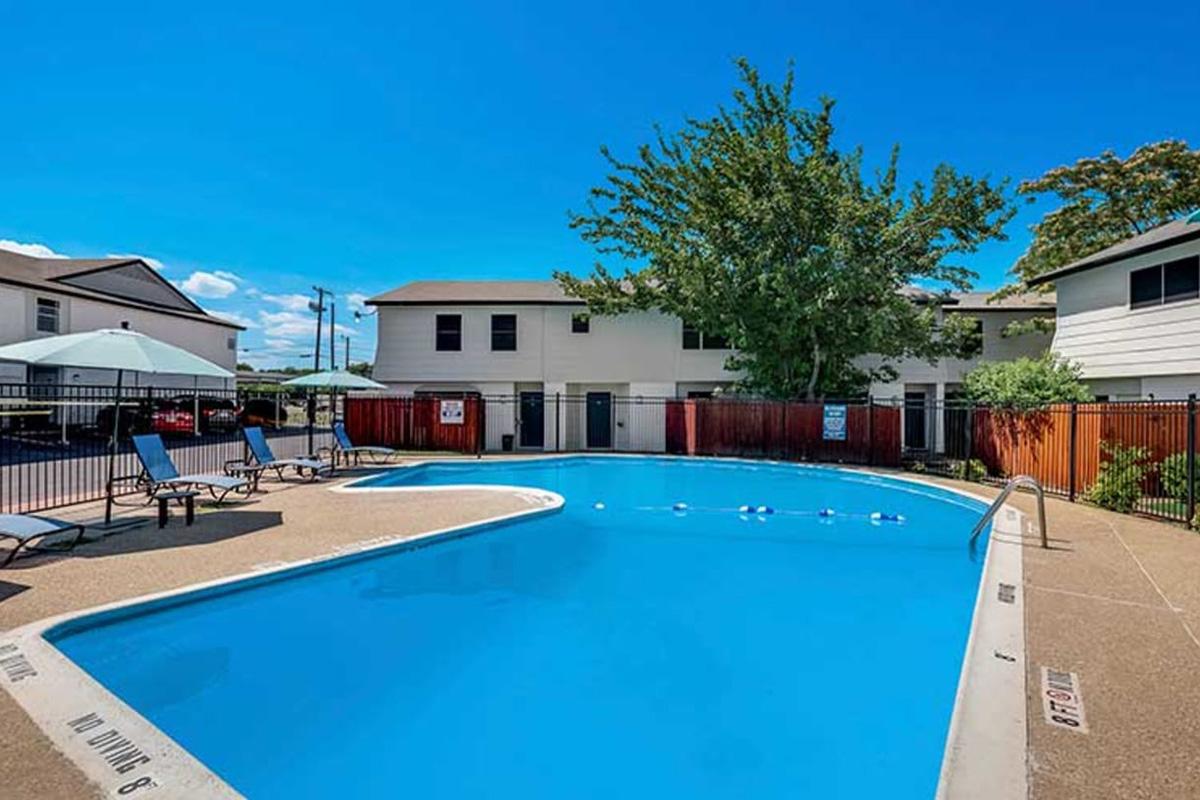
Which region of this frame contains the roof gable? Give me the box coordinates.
[56,261,203,313]
[1027,216,1200,287]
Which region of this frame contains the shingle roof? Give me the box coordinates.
[0,248,243,329]
[945,290,1056,311]
[367,280,582,305]
[1026,216,1200,287]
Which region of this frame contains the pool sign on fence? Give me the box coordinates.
[439,399,465,425]
[822,405,847,441]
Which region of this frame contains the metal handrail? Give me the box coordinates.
[968,474,1048,550]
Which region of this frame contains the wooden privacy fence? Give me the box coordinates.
[345,395,484,453]
[968,400,1198,523]
[665,400,901,466]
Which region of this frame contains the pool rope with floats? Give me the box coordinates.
[589,500,907,524]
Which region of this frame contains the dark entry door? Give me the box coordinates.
[586,392,612,449]
[904,390,927,451]
[519,392,544,448]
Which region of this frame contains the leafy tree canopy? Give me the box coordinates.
[962,353,1092,409]
[556,60,1012,399]
[1010,140,1200,288]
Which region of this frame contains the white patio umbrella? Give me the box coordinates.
[0,328,233,527]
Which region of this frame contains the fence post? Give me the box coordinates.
[555,392,561,452]
[1068,401,1078,503]
[866,395,874,466]
[965,403,974,477]
[1187,394,1196,527]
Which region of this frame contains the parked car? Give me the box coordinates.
[150,399,195,436]
[241,397,288,429]
[169,395,239,434]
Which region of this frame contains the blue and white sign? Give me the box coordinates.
[822,404,847,441]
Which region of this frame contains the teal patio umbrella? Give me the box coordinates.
[282,370,385,453]
[280,370,385,390]
[0,328,234,527]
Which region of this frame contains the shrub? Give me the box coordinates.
[1160,451,1200,502]
[1086,442,1152,514]
[951,458,987,482]
[963,353,1092,410]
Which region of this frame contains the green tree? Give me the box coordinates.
[1011,140,1200,288]
[962,353,1092,408]
[346,361,373,377]
[236,362,255,372]
[556,60,1013,400]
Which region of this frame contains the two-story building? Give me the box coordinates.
[1027,215,1200,400]
[368,280,1052,451]
[0,248,242,389]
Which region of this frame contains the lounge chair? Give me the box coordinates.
[126,434,248,502]
[0,515,86,567]
[242,426,331,481]
[331,421,397,466]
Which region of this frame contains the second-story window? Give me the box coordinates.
[571,313,590,333]
[1130,256,1200,309]
[682,322,729,350]
[36,298,60,333]
[491,314,517,351]
[436,314,462,351]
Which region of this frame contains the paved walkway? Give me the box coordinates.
[2,466,1200,798]
[925,477,1200,800]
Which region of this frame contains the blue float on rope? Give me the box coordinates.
[673,502,689,512]
[756,505,774,515]
[593,501,606,510]
[870,511,905,523]
[818,507,836,517]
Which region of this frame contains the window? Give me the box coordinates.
[571,313,590,334]
[1164,256,1200,303]
[226,336,236,351]
[435,314,462,351]
[35,298,59,333]
[682,322,729,350]
[1130,257,1200,309]
[491,314,517,351]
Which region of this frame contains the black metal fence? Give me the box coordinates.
[902,397,1199,526]
[0,383,334,515]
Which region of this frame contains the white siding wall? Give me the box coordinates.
[373,305,736,387]
[1051,238,1200,381]
[0,285,237,389]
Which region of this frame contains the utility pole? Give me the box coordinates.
[343,334,350,370]
[310,286,331,373]
[329,301,336,371]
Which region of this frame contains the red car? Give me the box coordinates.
[150,401,195,436]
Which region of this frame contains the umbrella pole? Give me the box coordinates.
[104,369,121,526]
[100,369,141,532]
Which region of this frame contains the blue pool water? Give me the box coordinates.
[50,457,989,799]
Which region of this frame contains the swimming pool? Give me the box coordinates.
[44,457,995,798]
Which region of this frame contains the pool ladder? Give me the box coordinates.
[968,475,1048,550]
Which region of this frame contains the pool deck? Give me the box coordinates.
[1,460,1199,799]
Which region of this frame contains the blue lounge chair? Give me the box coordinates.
[331,421,397,466]
[242,427,331,481]
[128,434,248,502]
[0,515,86,567]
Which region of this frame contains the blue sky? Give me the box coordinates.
[2,1,1197,368]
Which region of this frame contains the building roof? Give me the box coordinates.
[944,290,1056,312]
[367,280,582,306]
[1026,216,1200,287]
[0,248,242,329]
[368,279,1055,312]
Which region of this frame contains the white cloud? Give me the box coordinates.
[204,308,258,328]
[259,309,353,340]
[213,270,244,284]
[346,292,369,314]
[0,240,68,259]
[260,292,314,312]
[107,252,165,271]
[177,270,238,299]
[264,338,294,350]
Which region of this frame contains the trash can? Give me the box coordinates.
[501,434,514,451]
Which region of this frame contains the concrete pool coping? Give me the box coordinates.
[0,455,1028,799]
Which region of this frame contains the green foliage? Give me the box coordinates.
[962,353,1091,409]
[952,458,987,482]
[1160,452,1199,503]
[236,362,255,371]
[557,59,1013,399]
[1087,442,1152,513]
[346,361,373,377]
[1011,140,1200,288]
